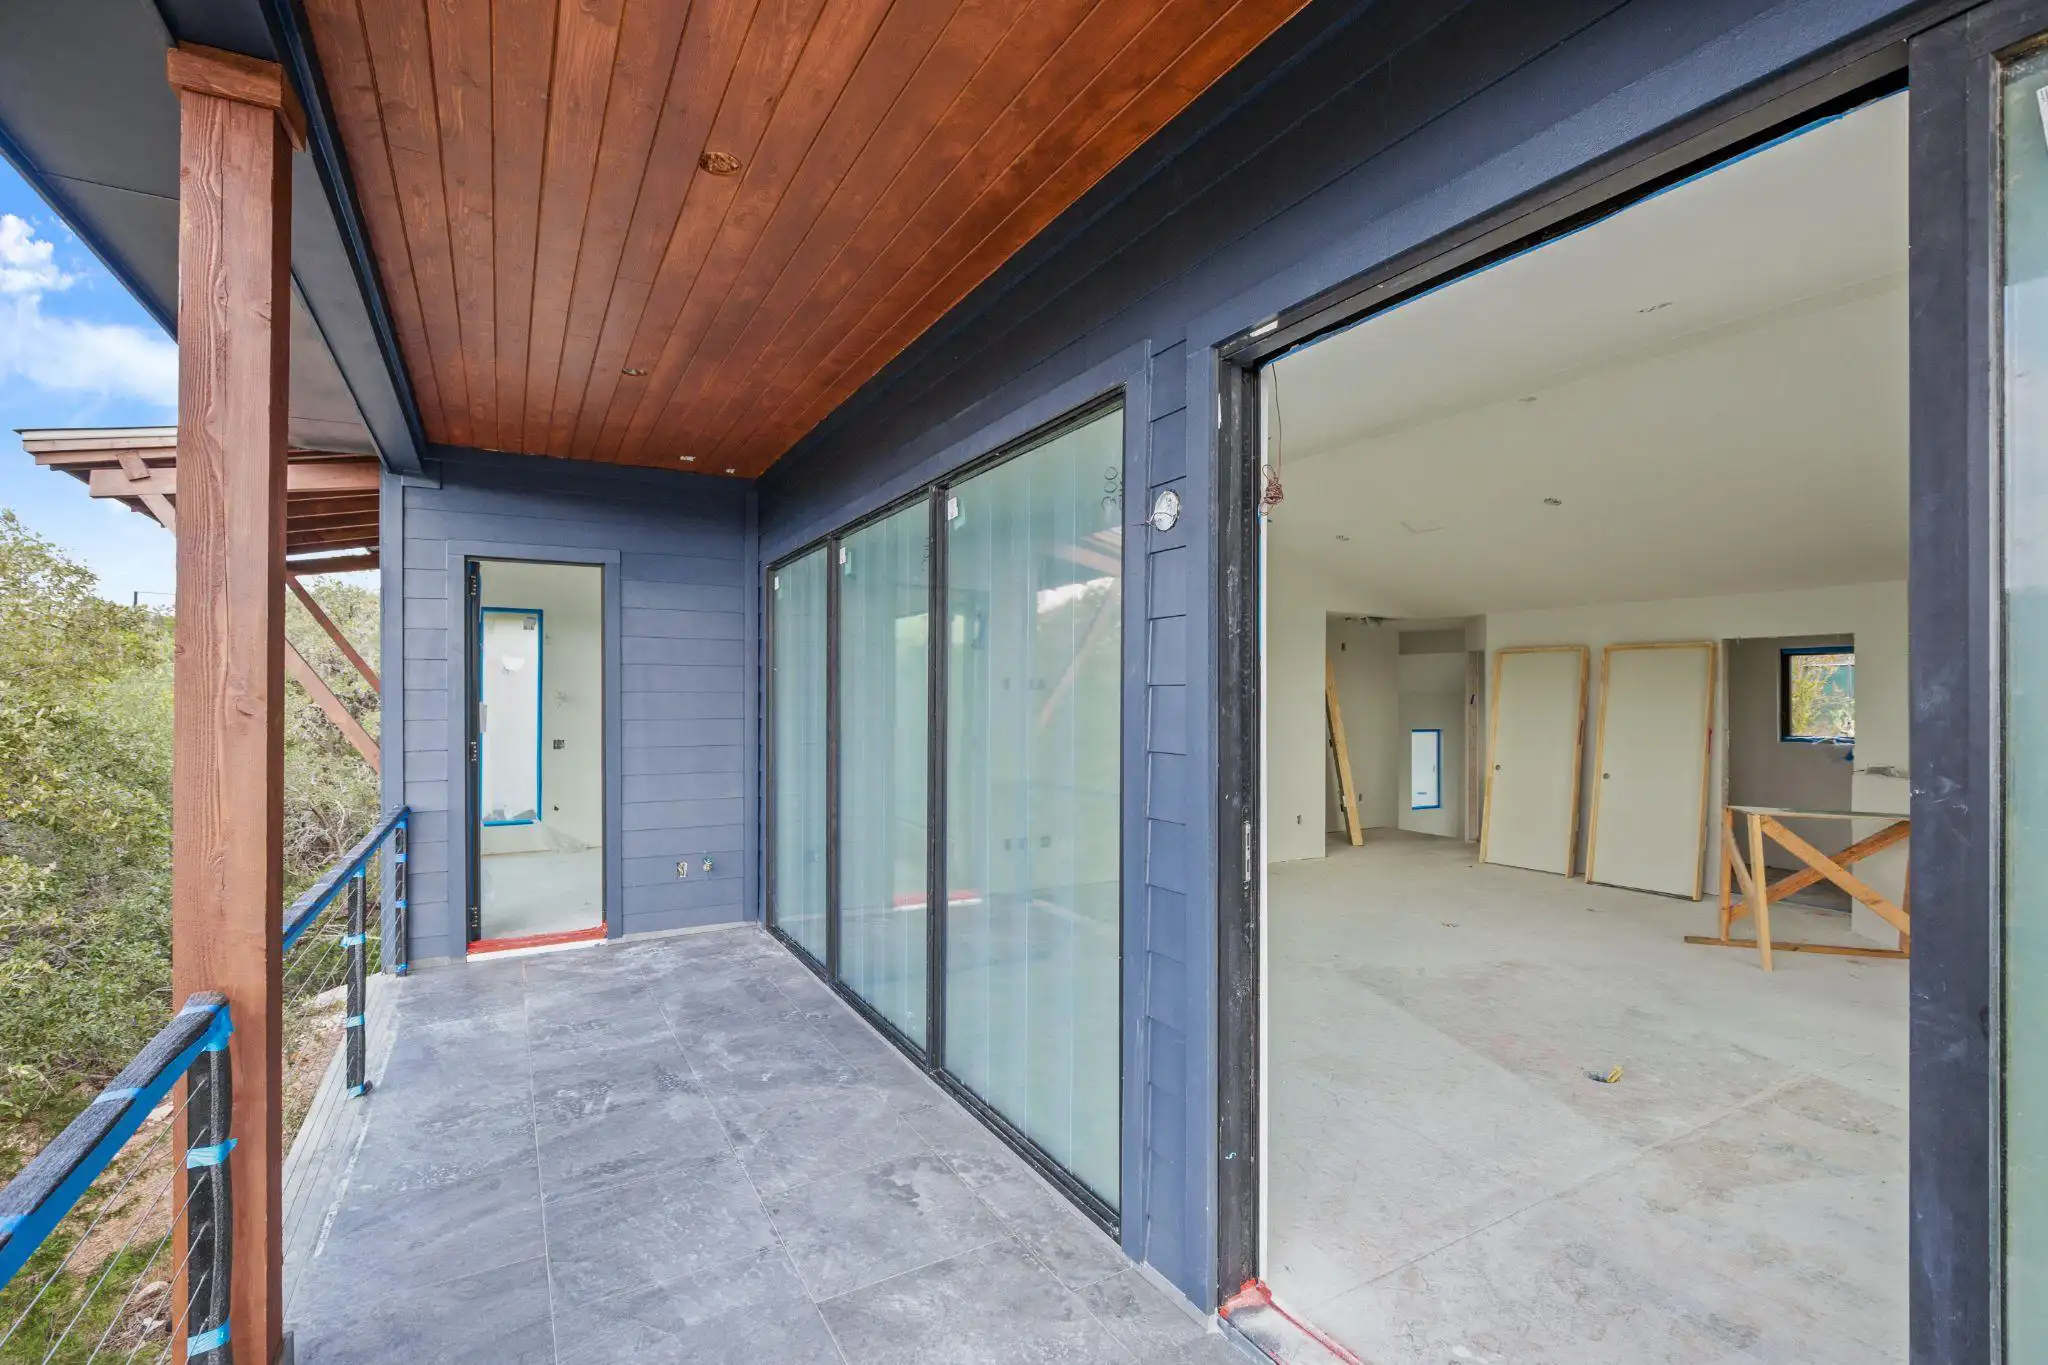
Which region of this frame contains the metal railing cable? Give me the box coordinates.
[0,994,233,1364]
[279,807,409,1114]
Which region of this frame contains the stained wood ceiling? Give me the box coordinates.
[302,0,1307,476]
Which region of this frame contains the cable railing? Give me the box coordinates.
[280,807,409,1113]
[0,807,412,1362]
[0,994,234,1364]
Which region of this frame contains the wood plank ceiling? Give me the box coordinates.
[302,0,1308,477]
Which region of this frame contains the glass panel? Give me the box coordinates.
[2010,42,2048,1344]
[1783,649,1855,740]
[836,503,931,1044]
[1409,729,1441,811]
[944,406,1123,1206]
[772,549,830,961]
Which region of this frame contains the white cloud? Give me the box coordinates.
[0,215,175,407]
[0,213,74,294]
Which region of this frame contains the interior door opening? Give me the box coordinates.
[1246,91,1911,1362]
[468,558,606,950]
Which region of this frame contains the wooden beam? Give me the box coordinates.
[1749,819,1912,907]
[287,575,380,691]
[167,43,307,149]
[87,460,379,499]
[167,46,297,1365]
[286,509,381,535]
[284,642,380,770]
[1326,656,1365,847]
[1684,936,1911,960]
[287,551,378,576]
[1758,815,1910,935]
[286,527,378,553]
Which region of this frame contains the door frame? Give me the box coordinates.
[1212,13,2001,1355]
[448,546,624,949]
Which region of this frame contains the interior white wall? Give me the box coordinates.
[1326,617,1399,835]
[1397,650,1465,839]
[1727,634,1856,859]
[1483,580,1906,942]
[478,560,605,850]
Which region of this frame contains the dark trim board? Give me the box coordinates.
[1905,5,2048,1358]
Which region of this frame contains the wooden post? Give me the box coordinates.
[1748,811,1773,972]
[1325,656,1365,846]
[167,42,305,1365]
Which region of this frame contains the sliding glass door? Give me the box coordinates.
[836,503,932,1046]
[766,400,1124,1215]
[943,408,1124,1206]
[770,549,829,961]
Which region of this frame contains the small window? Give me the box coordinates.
[1781,647,1854,742]
[1410,728,1442,810]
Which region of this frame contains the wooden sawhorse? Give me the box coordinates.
[1685,805,1911,971]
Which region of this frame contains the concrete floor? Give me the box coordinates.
[1266,830,1907,1365]
[479,846,603,939]
[287,925,1246,1365]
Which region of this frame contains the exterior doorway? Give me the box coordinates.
[467,558,607,949]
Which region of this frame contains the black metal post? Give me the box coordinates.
[345,871,369,1096]
[184,1019,233,1365]
[392,814,410,976]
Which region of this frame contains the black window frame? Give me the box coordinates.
[1778,644,1858,744]
[763,392,1129,1233]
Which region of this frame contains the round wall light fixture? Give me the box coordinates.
[1149,488,1182,532]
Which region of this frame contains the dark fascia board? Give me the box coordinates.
[0,0,424,473]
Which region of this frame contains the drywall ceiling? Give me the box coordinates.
[1269,94,1907,617]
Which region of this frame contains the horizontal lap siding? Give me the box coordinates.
[394,450,752,961]
[753,0,1938,1310]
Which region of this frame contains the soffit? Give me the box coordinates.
[301,0,1309,477]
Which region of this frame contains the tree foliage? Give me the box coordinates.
[0,511,382,1131]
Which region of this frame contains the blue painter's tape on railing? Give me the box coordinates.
[184,1140,237,1169]
[344,1014,365,1028]
[281,806,409,952]
[89,1087,142,1106]
[187,1323,229,1354]
[0,993,230,1289]
[341,932,366,948]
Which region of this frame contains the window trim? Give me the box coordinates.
[1409,727,1444,811]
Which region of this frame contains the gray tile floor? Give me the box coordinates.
[289,925,1250,1365]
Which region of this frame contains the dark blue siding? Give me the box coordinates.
[384,450,753,963]
[753,0,1942,1311]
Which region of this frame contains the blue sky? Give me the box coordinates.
[0,158,180,604]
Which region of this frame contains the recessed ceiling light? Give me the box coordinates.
[724,467,737,475]
[699,151,743,176]
[1638,300,1674,314]
[1334,533,1351,542]
[680,456,696,463]
[622,367,647,376]
[1543,497,1563,506]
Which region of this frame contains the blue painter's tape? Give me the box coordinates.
[395,964,410,976]
[90,1087,142,1106]
[185,1139,237,1169]
[187,1324,229,1354]
[394,898,408,910]
[344,1014,365,1028]
[348,1084,367,1097]
[0,1214,22,1234]
[393,851,408,865]
[341,933,367,948]
[200,1010,234,1053]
